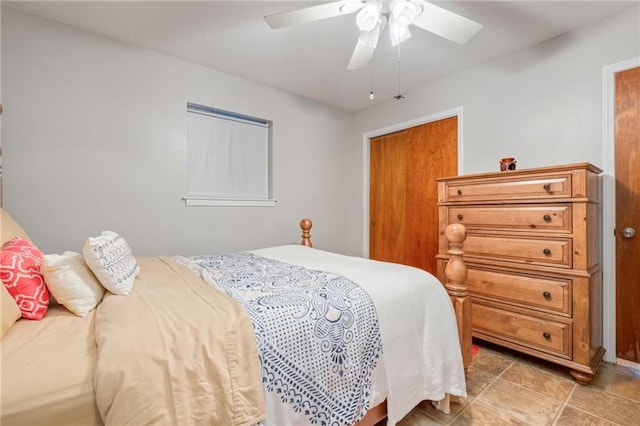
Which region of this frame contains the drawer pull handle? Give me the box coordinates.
[457,214,464,221]
[457,189,462,196]
[543,248,552,256]
[543,332,551,340]
[543,214,552,222]
[543,291,551,299]
[543,183,551,191]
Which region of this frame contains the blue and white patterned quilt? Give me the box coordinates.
[184,252,383,426]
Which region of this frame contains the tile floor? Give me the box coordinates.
[398,340,640,426]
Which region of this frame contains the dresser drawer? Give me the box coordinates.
[473,304,571,358]
[442,173,571,202]
[464,234,572,268]
[467,267,571,315]
[447,204,571,233]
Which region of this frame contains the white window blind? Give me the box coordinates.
[184,103,274,206]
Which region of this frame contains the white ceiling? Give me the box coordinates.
[5,1,638,111]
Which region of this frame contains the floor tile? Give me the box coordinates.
[399,342,640,426]
[397,407,443,426]
[590,361,640,402]
[515,352,576,381]
[500,361,575,402]
[613,359,640,379]
[470,342,517,376]
[476,377,563,425]
[415,398,468,424]
[450,401,529,426]
[568,384,640,426]
[554,406,616,426]
[465,365,498,398]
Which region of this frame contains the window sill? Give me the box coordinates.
[183,197,277,207]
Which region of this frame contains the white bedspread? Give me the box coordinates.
[250,245,467,426]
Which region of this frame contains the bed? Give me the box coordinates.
[0,209,470,426]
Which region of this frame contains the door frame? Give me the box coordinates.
[602,56,640,363]
[361,106,464,257]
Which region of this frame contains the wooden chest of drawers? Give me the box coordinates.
[436,163,604,384]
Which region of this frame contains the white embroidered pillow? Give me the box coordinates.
[82,231,139,296]
[42,251,106,317]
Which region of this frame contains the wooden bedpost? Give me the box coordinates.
[300,218,313,247]
[444,223,471,372]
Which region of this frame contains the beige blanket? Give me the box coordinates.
[93,257,265,426]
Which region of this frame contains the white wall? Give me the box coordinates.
[1,7,361,256]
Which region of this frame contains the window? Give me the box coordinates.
[184,103,274,206]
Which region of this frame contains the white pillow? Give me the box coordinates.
[41,251,105,317]
[82,231,139,296]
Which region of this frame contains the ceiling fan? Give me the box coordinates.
[264,0,483,70]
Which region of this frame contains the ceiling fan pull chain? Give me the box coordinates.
[395,45,404,100]
[369,63,375,100]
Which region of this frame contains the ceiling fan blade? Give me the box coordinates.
[347,41,374,70]
[412,1,482,45]
[264,1,364,29]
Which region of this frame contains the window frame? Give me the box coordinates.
[183,103,275,207]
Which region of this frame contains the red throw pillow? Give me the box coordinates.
[0,237,49,320]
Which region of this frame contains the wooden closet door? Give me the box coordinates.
[370,130,408,265]
[615,66,640,364]
[370,117,458,274]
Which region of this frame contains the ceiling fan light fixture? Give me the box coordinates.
[267,0,482,72]
[358,15,387,48]
[389,19,411,46]
[390,0,421,27]
[356,1,383,32]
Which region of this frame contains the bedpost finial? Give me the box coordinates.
[300,218,312,232]
[300,218,313,247]
[444,223,468,296]
[445,223,467,244]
